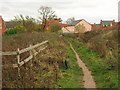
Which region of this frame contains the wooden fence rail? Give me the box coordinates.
[1,40,48,75]
[0,40,48,56]
[0,51,17,55]
[19,40,48,54]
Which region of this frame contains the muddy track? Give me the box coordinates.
[70,43,96,89]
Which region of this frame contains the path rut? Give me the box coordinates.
[70,43,96,89]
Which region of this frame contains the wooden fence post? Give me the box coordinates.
[29,44,33,67]
[29,44,34,87]
[17,48,20,77]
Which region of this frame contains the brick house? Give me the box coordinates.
[91,24,102,30]
[61,19,92,33]
[0,16,6,35]
[100,20,115,27]
[61,26,76,33]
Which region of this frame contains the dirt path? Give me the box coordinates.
[70,43,96,89]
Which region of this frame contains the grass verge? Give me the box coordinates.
[57,46,84,88]
[68,38,118,88]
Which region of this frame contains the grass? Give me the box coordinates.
[3,31,118,88]
[68,37,118,88]
[3,32,84,88]
[2,32,68,88]
[57,46,84,88]
[78,30,118,61]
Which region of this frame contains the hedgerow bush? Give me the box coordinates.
[78,30,118,70]
[5,26,24,35]
[50,25,62,32]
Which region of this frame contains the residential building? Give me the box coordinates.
[100,20,115,27]
[61,19,92,33]
[45,19,68,31]
[92,20,118,30]
[0,16,6,35]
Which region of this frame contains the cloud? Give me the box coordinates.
[0,0,119,23]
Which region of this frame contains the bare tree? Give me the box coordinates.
[66,17,75,25]
[38,6,57,31]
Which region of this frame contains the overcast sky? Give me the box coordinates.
[0,0,119,24]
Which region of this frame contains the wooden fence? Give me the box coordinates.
[1,40,48,76]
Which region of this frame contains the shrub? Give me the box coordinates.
[14,15,41,32]
[78,30,118,61]
[5,26,24,35]
[50,25,62,32]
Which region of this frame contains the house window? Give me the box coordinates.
[0,24,2,29]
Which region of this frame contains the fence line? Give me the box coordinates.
[19,40,48,54]
[1,51,17,55]
[1,40,48,56]
[1,40,48,76]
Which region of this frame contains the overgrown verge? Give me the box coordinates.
[68,38,118,88]
[78,30,118,62]
[2,32,67,88]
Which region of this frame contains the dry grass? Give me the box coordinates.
[78,30,118,60]
[2,32,67,88]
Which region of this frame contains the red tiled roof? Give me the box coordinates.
[59,23,68,27]
[46,20,68,27]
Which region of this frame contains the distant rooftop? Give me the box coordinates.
[69,19,83,26]
[101,20,115,26]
